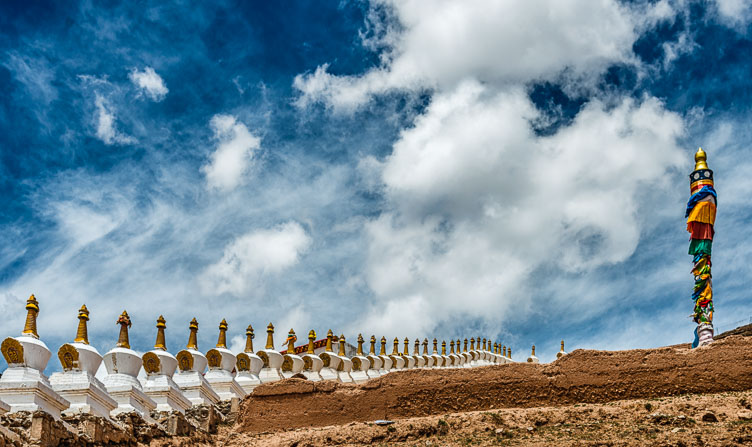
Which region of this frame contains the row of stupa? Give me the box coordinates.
[0,295,566,422]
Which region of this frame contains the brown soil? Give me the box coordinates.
[235,335,752,435]
[220,390,752,446]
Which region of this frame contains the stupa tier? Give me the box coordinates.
[0,295,568,421]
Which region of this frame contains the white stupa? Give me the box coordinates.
[255,323,284,383]
[0,295,70,419]
[281,329,304,379]
[388,337,405,370]
[556,340,567,359]
[300,330,324,382]
[365,335,383,378]
[49,304,117,419]
[318,330,342,381]
[527,345,540,364]
[421,339,434,368]
[101,310,157,420]
[173,318,220,406]
[140,316,192,413]
[402,338,416,369]
[349,334,371,383]
[204,320,245,400]
[235,325,264,393]
[335,334,354,383]
[378,337,393,374]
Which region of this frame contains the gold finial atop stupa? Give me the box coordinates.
[216,319,228,348]
[154,315,167,350]
[531,345,536,356]
[22,294,40,338]
[470,338,475,351]
[441,340,446,356]
[287,329,297,353]
[432,338,438,354]
[369,335,376,355]
[265,322,274,350]
[463,338,468,352]
[450,340,455,354]
[116,310,132,348]
[326,329,334,352]
[187,318,199,350]
[413,338,420,355]
[379,336,387,356]
[561,340,565,350]
[391,337,399,355]
[74,304,90,344]
[357,334,364,356]
[509,347,512,358]
[338,334,347,356]
[403,337,410,356]
[422,338,429,355]
[307,330,316,354]
[244,324,255,353]
[694,147,708,171]
[503,345,507,357]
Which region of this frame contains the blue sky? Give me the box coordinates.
[1,0,751,371]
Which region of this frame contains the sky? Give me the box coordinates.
[1,0,751,371]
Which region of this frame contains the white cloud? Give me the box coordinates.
[351,81,684,337]
[200,221,312,296]
[293,0,675,112]
[202,114,262,192]
[128,67,169,102]
[94,93,135,145]
[714,0,752,25]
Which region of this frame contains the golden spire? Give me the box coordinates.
[503,345,507,357]
[216,319,228,348]
[470,338,475,351]
[264,322,274,350]
[116,310,132,348]
[694,147,708,171]
[463,338,468,352]
[287,329,297,353]
[403,337,410,356]
[450,340,455,354]
[531,345,535,356]
[357,334,364,356]
[432,338,438,354]
[561,340,565,350]
[22,294,39,338]
[379,336,387,355]
[244,325,255,353]
[413,339,420,355]
[74,304,90,344]
[441,340,446,356]
[154,315,167,351]
[187,318,199,350]
[456,339,460,354]
[338,334,347,356]
[481,338,485,351]
[391,337,399,355]
[307,330,316,354]
[422,338,429,355]
[509,347,512,358]
[369,335,376,355]
[326,329,334,352]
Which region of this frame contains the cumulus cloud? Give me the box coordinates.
[294,0,674,112]
[94,93,135,145]
[353,83,684,335]
[200,221,312,296]
[202,114,262,192]
[128,66,169,101]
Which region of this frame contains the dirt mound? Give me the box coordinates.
[236,334,752,434]
[716,322,752,340]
